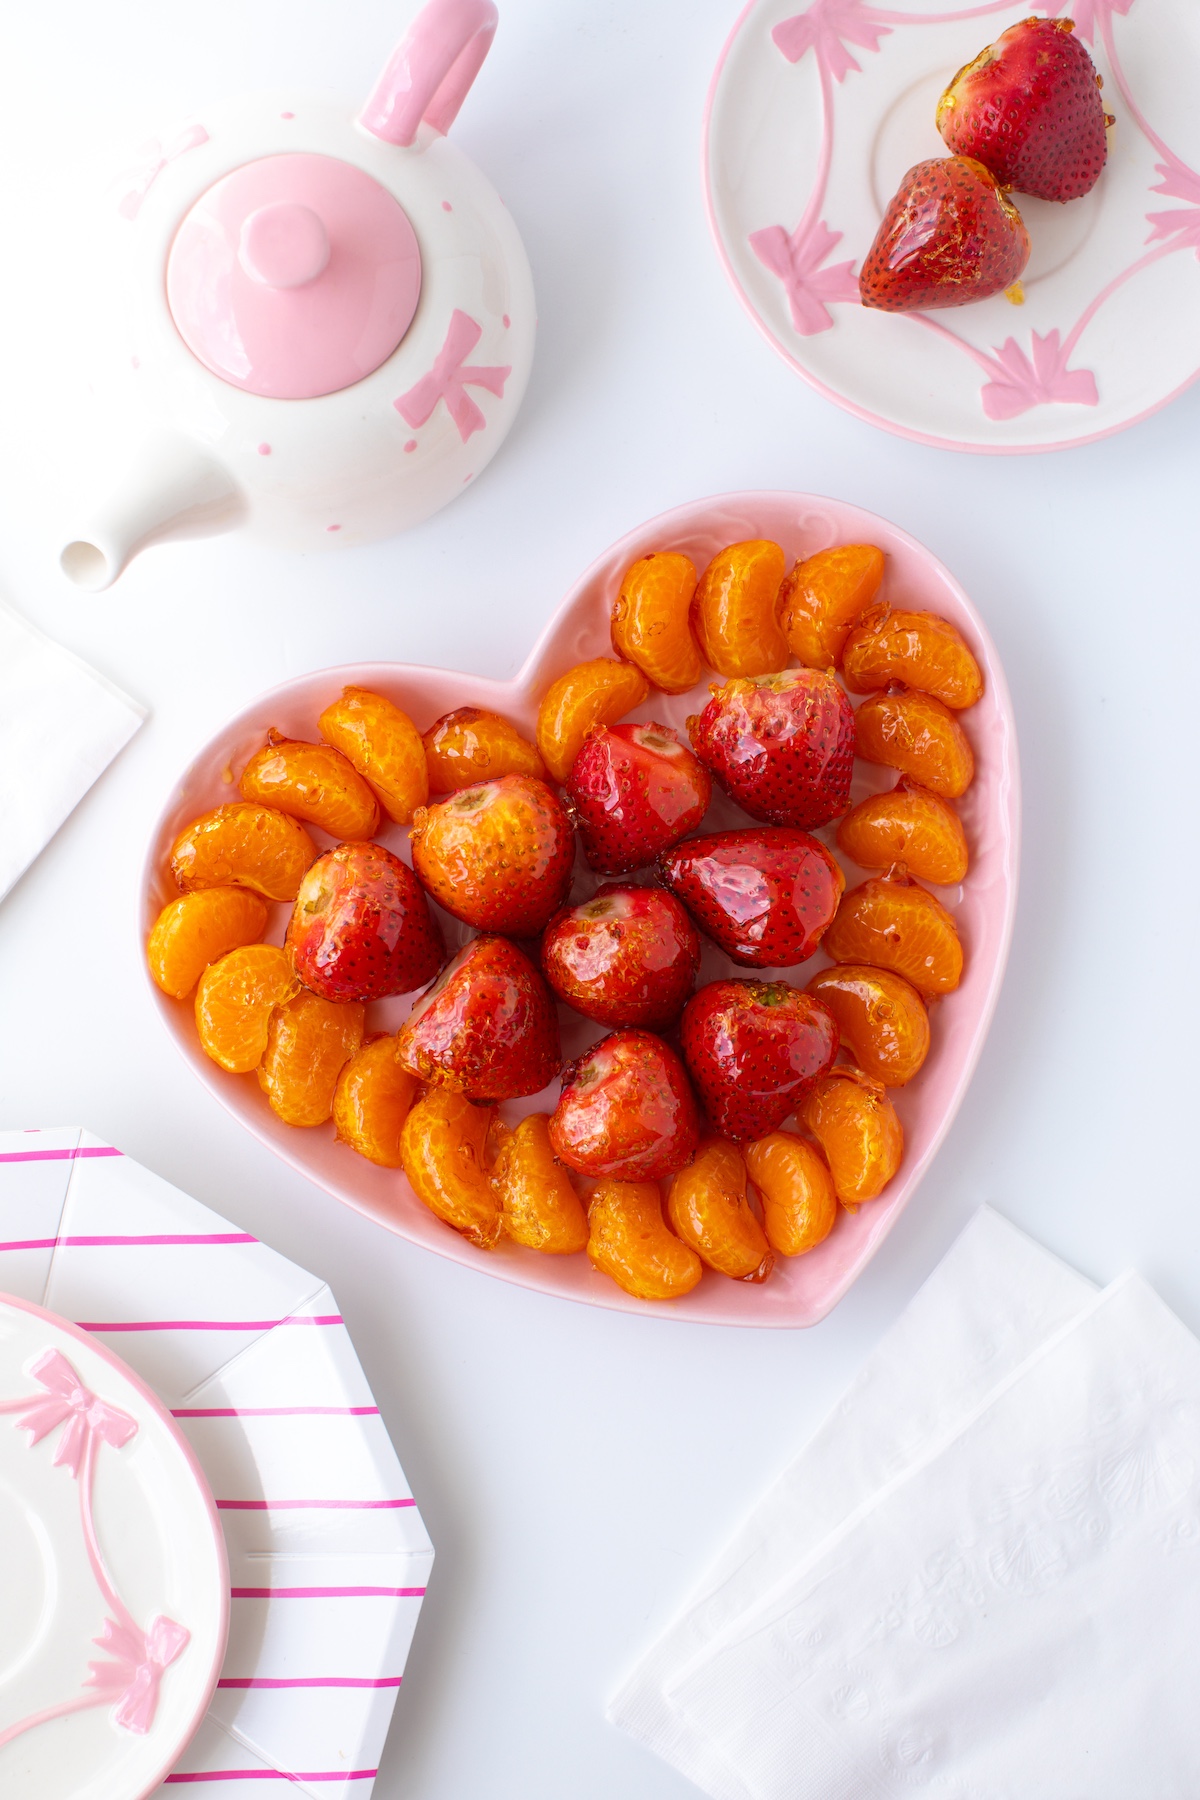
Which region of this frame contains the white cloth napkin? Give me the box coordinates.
[0,599,145,903]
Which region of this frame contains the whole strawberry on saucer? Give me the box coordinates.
[549,1029,700,1180]
[680,980,839,1140]
[688,669,855,830]
[410,773,575,937]
[659,827,844,968]
[286,842,445,1003]
[541,884,701,1029]
[396,935,560,1101]
[937,17,1112,202]
[860,156,1030,313]
[566,722,711,874]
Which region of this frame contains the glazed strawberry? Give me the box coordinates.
[680,979,839,1140]
[688,669,855,830]
[396,935,560,1101]
[541,883,701,1029]
[549,1029,700,1181]
[566,722,711,874]
[658,828,844,968]
[860,156,1030,313]
[937,17,1111,203]
[410,774,575,937]
[286,843,444,1003]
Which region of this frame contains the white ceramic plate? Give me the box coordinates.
[705,0,1200,451]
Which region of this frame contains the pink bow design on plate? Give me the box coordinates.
[10,1348,138,1478]
[87,1615,191,1735]
[395,309,511,441]
[116,123,209,220]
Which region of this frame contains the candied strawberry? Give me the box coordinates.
[566,722,711,874]
[395,935,560,1102]
[680,979,839,1140]
[937,17,1111,203]
[658,828,844,968]
[549,1030,700,1181]
[860,156,1029,313]
[541,883,701,1029]
[286,843,444,1003]
[409,774,575,937]
[688,669,855,830]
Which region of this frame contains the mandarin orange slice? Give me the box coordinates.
[536,657,650,783]
[799,1067,903,1203]
[240,734,381,839]
[805,965,930,1086]
[665,1137,773,1281]
[490,1113,589,1253]
[332,1034,419,1167]
[194,945,299,1074]
[691,540,788,677]
[743,1132,838,1257]
[423,706,546,793]
[610,552,702,693]
[258,990,365,1127]
[170,802,317,902]
[318,687,429,825]
[823,872,963,996]
[837,778,968,885]
[399,1086,502,1248]
[779,543,885,668]
[853,690,975,799]
[147,888,269,999]
[586,1179,703,1301]
[842,606,984,709]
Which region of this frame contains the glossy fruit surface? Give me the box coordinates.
[567,721,711,873]
[665,1138,773,1282]
[689,668,855,830]
[286,842,445,1003]
[859,156,1030,313]
[410,774,575,936]
[743,1132,838,1257]
[541,884,701,1029]
[586,1179,703,1301]
[610,552,702,693]
[659,828,844,968]
[799,1067,903,1203]
[779,544,886,669]
[423,706,546,792]
[170,803,316,902]
[332,1035,418,1168]
[147,887,268,999]
[397,935,560,1102]
[239,734,381,839]
[854,690,975,798]
[490,1113,589,1254]
[805,965,930,1087]
[680,979,839,1139]
[195,944,299,1074]
[549,1030,700,1181]
[318,687,428,825]
[841,607,984,709]
[837,778,969,886]
[399,1086,501,1249]
[258,990,365,1127]
[691,539,788,677]
[824,871,964,996]
[536,658,651,784]
[937,17,1110,202]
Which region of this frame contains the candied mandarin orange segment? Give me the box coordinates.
[799,1067,903,1204]
[779,543,886,669]
[240,733,381,840]
[743,1132,837,1258]
[824,872,963,997]
[837,778,968,886]
[490,1112,589,1254]
[805,966,930,1087]
[147,887,269,1000]
[586,1179,703,1301]
[854,690,975,799]
[610,552,702,694]
[536,657,650,784]
[318,686,428,825]
[332,1034,418,1167]
[423,706,546,793]
[170,803,317,902]
[665,1138,773,1282]
[195,945,299,1074]
[258,990,365,1127]
[399,1086,501,1249]
[692,540,788,678]
[842,606,984,709]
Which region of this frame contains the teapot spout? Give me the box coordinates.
[60,432,245,591]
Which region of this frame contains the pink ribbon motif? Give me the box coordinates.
[116,123,209,220]
[394,309,511,442]
[9,1348,138,1478]
[87,1616,192,1735]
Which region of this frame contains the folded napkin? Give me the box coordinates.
[0,600,145,903]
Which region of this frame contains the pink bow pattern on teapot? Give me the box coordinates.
[395,309,512,441]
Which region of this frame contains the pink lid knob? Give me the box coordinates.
[239,202,330,288]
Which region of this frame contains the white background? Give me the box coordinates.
[2,2,1199,1795]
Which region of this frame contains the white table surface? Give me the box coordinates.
[2,3,1200,1795]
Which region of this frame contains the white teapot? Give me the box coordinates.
[61,0,534,591]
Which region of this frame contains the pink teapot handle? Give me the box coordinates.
[360,0,499,146]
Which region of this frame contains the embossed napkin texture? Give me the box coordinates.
[664,1273,1200,1800]
[0,599,144,903]
[608,1208,1096,1800]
